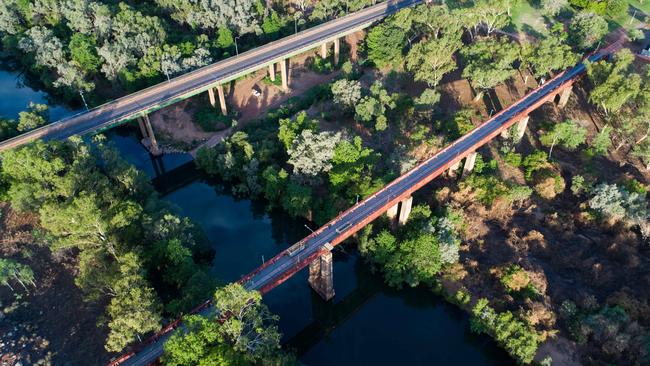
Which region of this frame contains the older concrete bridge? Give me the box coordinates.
[0,0,422,154]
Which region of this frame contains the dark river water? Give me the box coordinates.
[0,68,514,365]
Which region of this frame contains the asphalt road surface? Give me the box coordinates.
[0,0,422,153]
[115,48,610,366]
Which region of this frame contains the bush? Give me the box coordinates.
[522,151,549,180]
[194,107,232,132]
[470,298,540,364]
[532,169,566,199]
[504,151,522,167]
[500,264,531,292]
[309,56,333,74]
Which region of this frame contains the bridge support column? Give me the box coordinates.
[398,196,413,226]
[320,42,328,59]
[139,114,160,156]
[462,152,477,178]
[216,84,227,115]
[280,59,289,91]
[333,38,340,65]
[515,116,529,141]
[557,86,572,109]
[208,87,217,108]
[268,63,276,82]
[309,251,335,301]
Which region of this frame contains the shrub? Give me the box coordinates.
[522,151,549,180]
[500,264,531,292]
[571,175,592,196]
[309,56,333,74]
[194,107,232,132]
[470,298,540,364]
[504,151,522,167]
[532,170,566,199]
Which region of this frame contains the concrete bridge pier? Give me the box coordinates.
[208,87,217,108]
[138,114,161,156]
[557,86,572,108]
[216,85,227,115]
[398,196,413,226]
[386,196,413,226]
[320,42,328,59]
[280,59,289,91]
[515,115,529,141]
[309,247,335,301]
[268,63,276,82]
[462,152,477,178]
[333,38,340,65]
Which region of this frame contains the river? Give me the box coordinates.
[0,67,514,365]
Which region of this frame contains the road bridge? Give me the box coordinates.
[108,40,623,366]
[0,0,422,154]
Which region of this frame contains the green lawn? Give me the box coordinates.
[609,0,648,32]
[507,1,549,37]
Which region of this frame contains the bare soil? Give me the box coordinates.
[429,64,649,364]
[149,99,214,150]
[0,203,109,366]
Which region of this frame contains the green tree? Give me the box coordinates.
[461,37,520,100]
[212,283,282,358]
[524,32,579,79]
[69,33,101,73]
[105,252,162,352]
[0,117,18,141]
[539,120,587,157]
[366,23,407,68]
[587,49,642,115]
[0,258,35,292]
[570,11,608,49]
[329,136,378,198]
[282,181,312,218]
[406,35,461,87]
[287,130,341,181]
[17,102,49,132]
[591,126,612,155]
[331,79,362,111]
[278,111,318,151]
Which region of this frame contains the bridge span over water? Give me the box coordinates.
[109,38,622,366]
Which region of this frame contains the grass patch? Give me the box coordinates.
[508,1,549,36]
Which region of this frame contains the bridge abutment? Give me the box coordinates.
[462,152,477,178]
[138,114,161,156]
[309,249,335,301]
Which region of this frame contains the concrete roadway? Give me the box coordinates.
[0,0,422,153]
